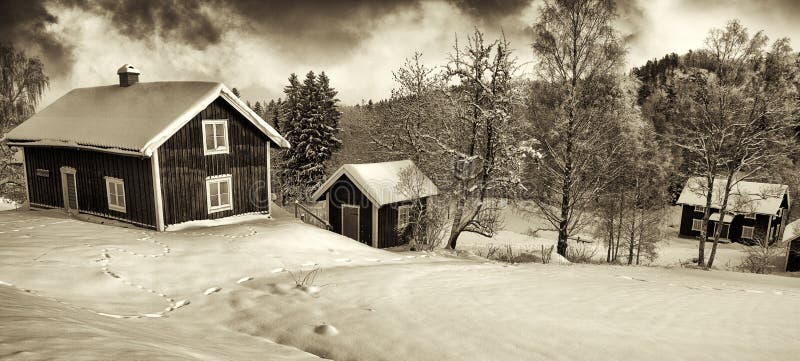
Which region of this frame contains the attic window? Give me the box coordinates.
[745,213,756,220]
[694,205,706,213]
[202,119,229,155]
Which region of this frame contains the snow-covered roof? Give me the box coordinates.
[4,81,289,156]
[709,213,734,223]
[312,160,439,207]
[676,177,789,216]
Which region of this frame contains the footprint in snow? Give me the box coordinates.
[743,289,763,294]
[236,276,253,284]
[334,258,351,263]
[773,290,784,295]
[391,257,403,261]
[301,261,318,267]
[365,258,381,262]
[314,324,339,336]
[270,267,285,273]
[204,287,221,295]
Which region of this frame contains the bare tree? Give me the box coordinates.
[524,0,627,257]
[0,44,49,202]
[368,30,525,250]
[669,20,799,267]
[396,166,447,251]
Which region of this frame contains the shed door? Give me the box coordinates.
[60,167,78,213]
[341,204,360,242]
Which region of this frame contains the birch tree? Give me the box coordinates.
[670,20,799,268]
[524,0,626,257]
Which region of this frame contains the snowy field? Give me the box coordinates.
[1,205,799,360]
[457,205,766,270]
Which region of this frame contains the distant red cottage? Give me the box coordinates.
[4,64,289,230]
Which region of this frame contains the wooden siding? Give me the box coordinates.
[787,238,800,272]
[377,201,415,248]
[327,175,372,246]
[158,97,271,225]
[678,204,784,244]
[23,146,156,227]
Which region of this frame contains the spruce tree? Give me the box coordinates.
[316,72,343,156]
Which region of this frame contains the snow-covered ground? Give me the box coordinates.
[458,205,760,270]
[1,205,798,360]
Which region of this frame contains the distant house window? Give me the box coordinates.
[742,226,754,240]
[202,119,229,155]
[206,175,232,213]
[692,219,703,232]
[745,213,756,220]
[694,205,705,213]
[398,204,412,229]
[105,177,126,213]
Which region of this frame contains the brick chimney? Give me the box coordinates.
[117,64,141,87]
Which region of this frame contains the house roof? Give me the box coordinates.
[312,160,439,207]
[676,177,789,216]
[4,81,289,156]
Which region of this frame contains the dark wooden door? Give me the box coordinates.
[341,205,359,241]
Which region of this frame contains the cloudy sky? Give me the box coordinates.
[2,0,799,108]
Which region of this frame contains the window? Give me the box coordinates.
[741,226,754,240]
[715,223,730,239]
[692,219,703,232]
[745,213,756,220]
[397,204,412,229]
[694,205,705,213]
[202,119,229,155]
[105,177,126,213]
[206,175,232,213]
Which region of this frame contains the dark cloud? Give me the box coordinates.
[223,0,423,60]
[0,0,543,76]
[448,0,531,20]
[0,0,74,76]
[62,0,225,49]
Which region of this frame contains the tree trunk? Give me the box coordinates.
[613,192,624,262]
[447,195,465,250]
[707,173,735,268]
[698,176,714,267]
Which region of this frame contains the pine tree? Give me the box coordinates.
[231,87,241,98]
[279,71,342,201]
[316,72,342,156]
[253,101,263,116]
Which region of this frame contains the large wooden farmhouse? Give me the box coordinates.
[311,160,438,248]
[4,65,289,230]
[676,177,790,244]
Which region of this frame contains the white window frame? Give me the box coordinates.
[206,174,233,213]
[105,176,126,213]
[694,205,706,213]
[202,119,230,155]
[741,226,754,240]
[744,212,756,220]
[691,219,703,232]
[397,204,412,230]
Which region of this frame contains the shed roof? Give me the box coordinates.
[4,81,289,156]
[312,160,439,207]
[676,177,789,216]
